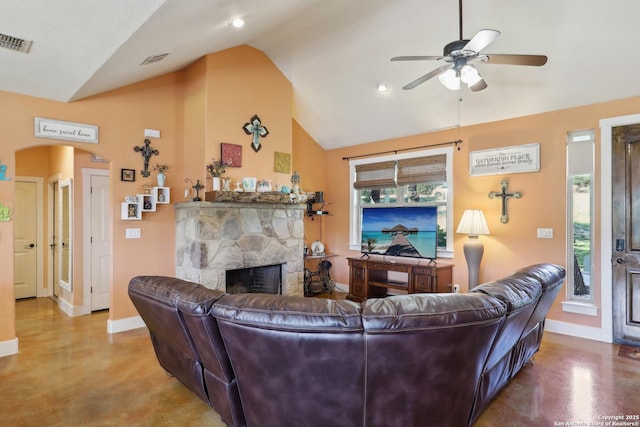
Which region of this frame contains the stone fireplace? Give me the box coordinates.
[175,200,305,296]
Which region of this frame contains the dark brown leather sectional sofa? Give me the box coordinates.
[128,263,565,427]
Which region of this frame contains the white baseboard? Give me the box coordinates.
[0,337,19,358]
[57,297,86,317]
[544,319,611,343]
[107,315,146,334]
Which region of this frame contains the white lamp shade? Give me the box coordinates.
[456,209,490,236]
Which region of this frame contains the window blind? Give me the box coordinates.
[397,155,446,185]
[353,161,396,189]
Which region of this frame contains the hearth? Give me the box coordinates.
[226,264,283,295]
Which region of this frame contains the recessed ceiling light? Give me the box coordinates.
[377,83,389,93]
[229,17,245,28]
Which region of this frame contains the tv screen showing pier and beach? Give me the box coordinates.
[361,206,438,260]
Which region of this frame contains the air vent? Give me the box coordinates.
[140,52,171,66]
[0,33,32,53]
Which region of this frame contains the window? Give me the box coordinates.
[349,147,453,257]
[566,130,594,304]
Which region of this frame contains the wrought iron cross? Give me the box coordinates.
[243,115,269,152]
[488,179,522,224]
[133,138,159,178]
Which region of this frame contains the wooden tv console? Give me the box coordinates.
[347,257,453,302]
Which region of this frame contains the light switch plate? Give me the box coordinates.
[126,228,141,239]
[537,228,553,239]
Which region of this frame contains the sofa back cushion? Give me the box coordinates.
[361,293,506,427]
[212,294,365,427]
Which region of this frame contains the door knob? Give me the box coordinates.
[616,257,625,264]
[24,243,35,249]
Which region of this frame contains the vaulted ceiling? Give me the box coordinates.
[1,0,638,149]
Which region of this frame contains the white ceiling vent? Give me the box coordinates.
[140,52,171,66]
[0,33,32,53]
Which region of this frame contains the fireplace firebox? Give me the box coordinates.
[226,264,283,295]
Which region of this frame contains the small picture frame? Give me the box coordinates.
[121,168,136,182]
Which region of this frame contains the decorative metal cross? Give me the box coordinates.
[133,138,159,178]
[243,114,269,152]
[488,179,522,224]
[192,179,204,201]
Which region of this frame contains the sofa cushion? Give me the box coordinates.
[212,293,363,331]
[361,292,506,331]
[361,293,506,427]
[212,294,365,427]
[128,276,221,404]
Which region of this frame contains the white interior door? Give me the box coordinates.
[90,174,111,311]
[14,181,38,299]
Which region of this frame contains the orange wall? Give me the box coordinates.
[293,120,328,245]
[323,95,640,328]
[203,46,293,190]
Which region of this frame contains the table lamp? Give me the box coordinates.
[456,209,490,289]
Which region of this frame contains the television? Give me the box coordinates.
[361,206,438,260]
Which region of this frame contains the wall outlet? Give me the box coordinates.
[453,284,460,293]
[537,228,553,239]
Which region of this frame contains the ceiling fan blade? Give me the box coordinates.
[484,54,547,66]
[463,29,500,53]
[402,65,452,90]
[391,56,442,61]
[469,78,487,92]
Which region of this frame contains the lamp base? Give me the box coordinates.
[463,236,485,289]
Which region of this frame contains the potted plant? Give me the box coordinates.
[153,163,169,187]
[206,158,229,191]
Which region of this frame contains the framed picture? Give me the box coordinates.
[274,152,291,173]
[121,168,136,182]
[221,143,242,167]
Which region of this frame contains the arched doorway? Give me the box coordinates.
[14,145,112,315]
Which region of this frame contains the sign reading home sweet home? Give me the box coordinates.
[34,117,99,144]
[469,143,540,176]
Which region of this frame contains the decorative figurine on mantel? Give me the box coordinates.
[291,171,301,194]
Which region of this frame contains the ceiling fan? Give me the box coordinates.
[391,0,547,92]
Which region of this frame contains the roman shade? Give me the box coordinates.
[353,161,396,189]
[397,155,446,185]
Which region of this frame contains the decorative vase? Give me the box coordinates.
[212,176,221,191]
[157,172,166,187]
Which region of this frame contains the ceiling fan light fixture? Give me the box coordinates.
[460,64,482,86]
[229,17,245,28]
[438,68,460,90]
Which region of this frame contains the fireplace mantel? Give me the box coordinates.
[175,201,306,296]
